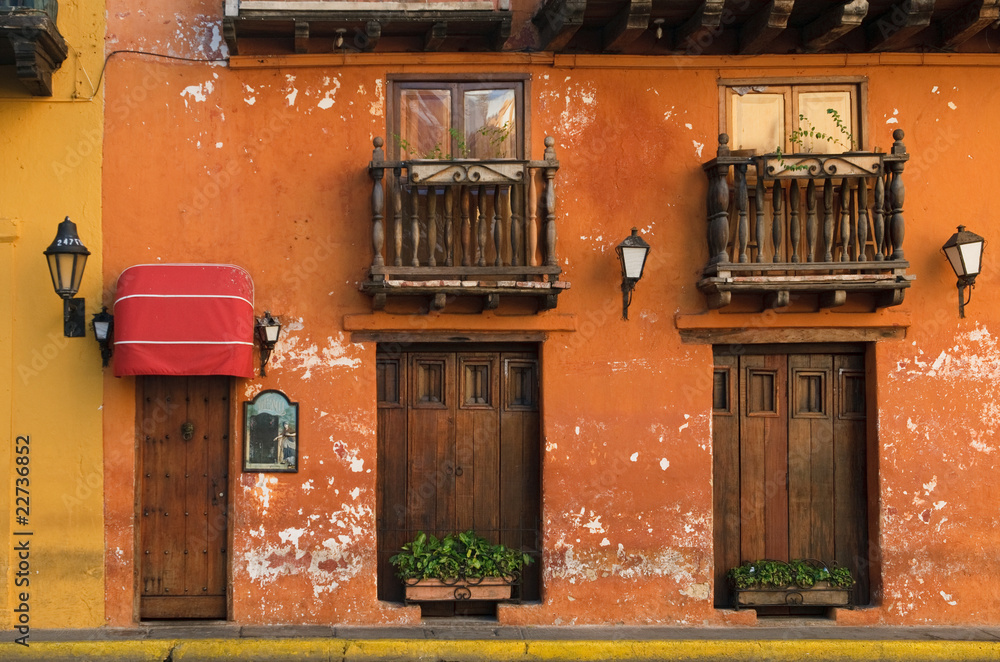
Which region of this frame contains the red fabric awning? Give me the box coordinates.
[113,264,255,378]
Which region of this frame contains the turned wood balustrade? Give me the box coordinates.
[699,129,913,310]
[365,136,563,311]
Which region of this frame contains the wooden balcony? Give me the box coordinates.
[363,137,567,312]
[698,130,913,311]
[0,2,68,96]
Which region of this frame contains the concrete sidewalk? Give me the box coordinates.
[4,621,1000,661]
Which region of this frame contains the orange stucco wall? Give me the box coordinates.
[102,2,1000,627]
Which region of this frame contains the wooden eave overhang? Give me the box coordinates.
[0,9,68,96]
[531,0,1000,55]
[222,0,513,55]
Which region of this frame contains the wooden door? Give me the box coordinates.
[376,346,541,611]
[713,350,869,609]
[139,376,229,620]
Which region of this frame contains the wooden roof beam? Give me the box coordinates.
[676,0,725,51]
[739,0,796,55]
[424,22,447,51]
[603,0,652,52]
[867,0,935,51]
[802,0,869,51]
[294,21,309,53]
[941,0,1000,48]
[533,0,587,51]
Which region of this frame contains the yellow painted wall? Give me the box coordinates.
[0,1,106,628]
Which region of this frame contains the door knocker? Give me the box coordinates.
[181,422,195,441]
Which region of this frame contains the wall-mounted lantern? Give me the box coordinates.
[255,311,282,376]
[616,227,650,321]
[942,225,985,319]
[92,306,114,367]
[43,217,90,337]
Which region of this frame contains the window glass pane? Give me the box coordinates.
[730,92,785,153]
[464,89,517,159]
[399,89,451,159]
[796,91,854,153]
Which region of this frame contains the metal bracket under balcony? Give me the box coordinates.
[222,0,512,55]
[0,6,68,96]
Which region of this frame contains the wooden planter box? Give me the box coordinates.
[734,581,851,608]
[404,577,512,602]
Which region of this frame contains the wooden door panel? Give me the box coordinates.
[712,355,740,607]
[407,354,455,535]
[457,353,500,535]
[788,354,836,562]
[834,354,869,605]
[377,357,408,603]
[739,355,787,563]
[140,376,229,620]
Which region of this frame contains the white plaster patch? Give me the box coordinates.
[692,140,704,158]
[684,123,693,130]
[940,590,957,606]
[301,479,314,493]
[948,101,957,110]
[600,538,610,547]
[923,476,937,494]
[932,86,940,94]
[317,77,342,110]
[349,487,361,500]
[630,452,639,462]
[180,81,214,107]
[278,527,307,550]
[370,78,384,117]
[660,458,670,471]
[270,330,362,380]
[933,501,947,510]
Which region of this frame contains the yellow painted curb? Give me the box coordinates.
[0,640,174,661]
[2,638,1000,661]
[174,638,347,660]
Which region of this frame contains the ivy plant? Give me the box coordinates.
[390,530,532,581]
[728,559,854,590]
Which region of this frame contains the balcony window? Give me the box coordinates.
[393,81,522,160]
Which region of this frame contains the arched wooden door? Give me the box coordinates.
[376,345,541,614]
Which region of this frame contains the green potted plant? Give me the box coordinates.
[390,530,532,602]
[728,559,855,609]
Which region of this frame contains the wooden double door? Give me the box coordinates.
[376,346,541,611]
[713,349,870,608]
[138,376,229,620]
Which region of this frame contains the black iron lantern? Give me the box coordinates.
[616,227,651,320]
[92,306,114,367]
[255,311,282,376]
[43,217,90,337]
[942,225,985,319]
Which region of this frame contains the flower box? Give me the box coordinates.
[734,580,851,608]
[404,577,512,602]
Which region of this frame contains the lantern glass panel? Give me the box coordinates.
[960,242,983,276]
[944,244,964,277]
[621,246,648,280]
[264,324,281,343]
[93,319,111,341]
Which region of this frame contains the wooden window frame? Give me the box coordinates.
[387,74,530,160]
[719,77,868,154]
